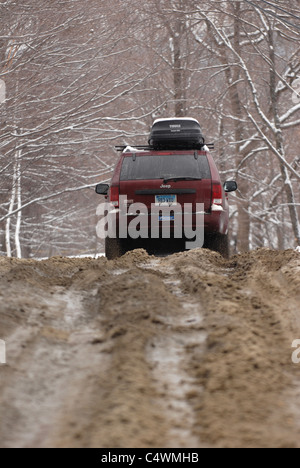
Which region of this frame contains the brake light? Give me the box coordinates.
[110,186,119,207]
[212,183,223,205]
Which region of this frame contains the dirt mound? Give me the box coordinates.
[0,248,299,448]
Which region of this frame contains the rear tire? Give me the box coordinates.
[207,233,230,258]
[105,237,123,260]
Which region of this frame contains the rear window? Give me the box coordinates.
[120,154,211,181]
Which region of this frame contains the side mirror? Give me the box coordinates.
[95,183,109,196]
[224,181,238,193]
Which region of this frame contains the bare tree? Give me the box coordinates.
[1,0,299,257]
[190,0,300,250]
[0,0,157,257]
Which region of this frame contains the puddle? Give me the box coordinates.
[148,332,206,447]
[41,288,85,330]
[163,279,183,297]
[110,269,130,276]
[221,268,235,277]
[289,377,300,433]
[138,260,161,270]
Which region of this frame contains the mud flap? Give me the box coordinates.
[105,237,123,260]
[205,233,229,258]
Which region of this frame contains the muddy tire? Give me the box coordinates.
[105,237,123,260]
[207,233,230,258]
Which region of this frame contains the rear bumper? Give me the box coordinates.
[109,209,228,237]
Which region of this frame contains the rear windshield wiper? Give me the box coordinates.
[163,176,202,184]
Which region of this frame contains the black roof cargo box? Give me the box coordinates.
[148,118,205,150]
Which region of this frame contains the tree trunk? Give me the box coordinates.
[216,3,251,252]
[15,150,22,258]
[268,29,300,246]
[173,21,186,117]
[6,160,17,257]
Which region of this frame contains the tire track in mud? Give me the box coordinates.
[0,257,110,448]
[0,249,300,448]
[139,258,207,448]
[51,253,207,448]
[168,249,300,448]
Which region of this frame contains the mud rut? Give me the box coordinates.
[0,248,300,448]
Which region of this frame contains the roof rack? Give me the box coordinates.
[115,143,214,152]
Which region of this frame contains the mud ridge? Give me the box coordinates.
[0,248,299,448]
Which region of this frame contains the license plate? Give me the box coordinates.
[159,215,175,222]
[155,194,177,206]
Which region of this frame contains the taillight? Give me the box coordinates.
[212,183,223,205]
[110,186,119,207]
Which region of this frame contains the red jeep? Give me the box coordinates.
[96,119,237,259]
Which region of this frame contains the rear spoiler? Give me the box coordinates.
[115,144,214,152]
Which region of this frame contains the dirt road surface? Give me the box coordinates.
[0,248,300,448]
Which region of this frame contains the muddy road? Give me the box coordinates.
[0,248,300,448]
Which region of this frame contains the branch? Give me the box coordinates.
[0,175,112,224]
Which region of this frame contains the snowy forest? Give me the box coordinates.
[0,0,299,258]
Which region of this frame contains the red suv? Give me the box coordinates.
[96,119,237,259]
